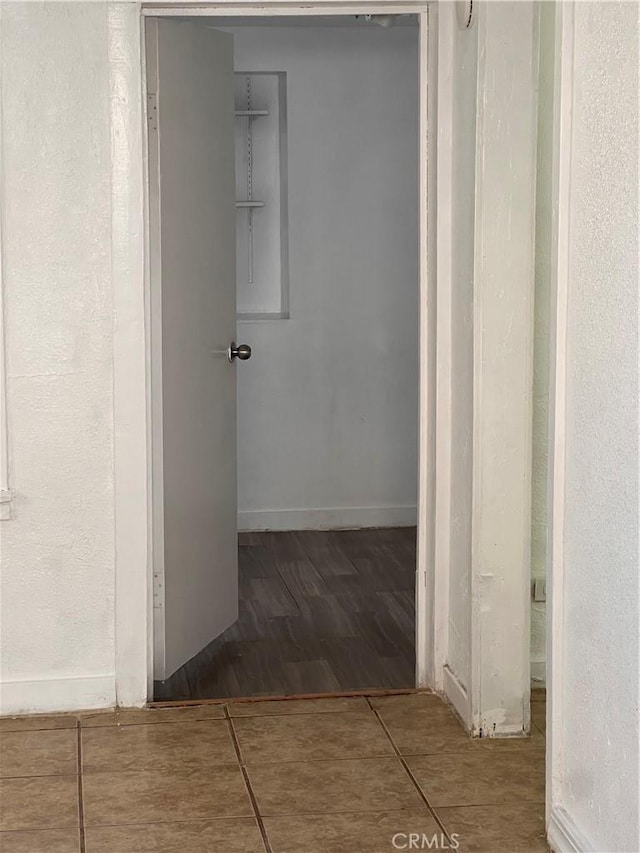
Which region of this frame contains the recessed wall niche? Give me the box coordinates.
[234,72,289,319]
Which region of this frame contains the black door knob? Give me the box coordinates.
[228,342,252,362]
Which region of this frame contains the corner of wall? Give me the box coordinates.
[548,806,598,853]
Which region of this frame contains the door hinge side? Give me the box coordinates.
[147,92,158,133]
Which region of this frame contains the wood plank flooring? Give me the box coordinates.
[154,527,416,701]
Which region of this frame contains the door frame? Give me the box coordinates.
[546,1,579,847]
[109,0,438,704]
[110,1,536,721]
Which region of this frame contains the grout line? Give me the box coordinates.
[224,705,273,853]
[149,687,427,709]
[240,766,273,853]
[365,697,452,842]
[78,718,231,729]
[224,705,243,766]
[225,752,409,768]
[0,724,81,733]
[5,744,546,783]
[0,800,549,835]
[76,722,86,853]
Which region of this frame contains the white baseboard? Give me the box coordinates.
[531,658,547,686]
[238,505,417,532]
[442,664,471,729]
[548,806,596,853]
[0,675,116,716]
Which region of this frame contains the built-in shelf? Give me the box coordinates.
[235,72,288,307]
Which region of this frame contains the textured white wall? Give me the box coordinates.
[227,24,420,531]
[0,12,419,713]
[556,2,639,848]
[530,0,555,682]
[0,2,116,713]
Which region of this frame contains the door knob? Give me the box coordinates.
[228,342,252,362]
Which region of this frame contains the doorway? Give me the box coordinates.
[146,14,423,702]
[106,0,539,743]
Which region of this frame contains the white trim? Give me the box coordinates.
[144,16,168,688]
[109,3,151,709]
[0,676,116,716]
[142,3,431,16]
[134,0,436,700]
[0,14,12,523]
[415,6,435,690]
[432,0,453,695]
[442,664,471,729]
[142,16,158,700]
[238,506,417,532]
[546,0,574,832]
[548,807,596,853]
[469,0,537,736]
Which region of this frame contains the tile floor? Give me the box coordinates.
[0,691,548,853]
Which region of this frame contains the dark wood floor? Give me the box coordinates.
[154,527,416,701]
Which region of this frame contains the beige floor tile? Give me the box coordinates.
[0,828,81,852]
[82,766,253,826]
[228,697,369,717]
[531,702,547,735]
[0,715,78,734]
[531,689,546,703]
[264,810,443,853]
[82,720,237,773]
[84,818,265,852]
[80,705,224,727]
[436,802,549,852]
[0,776,79,832]
[247,757,425,817]
[371,694,544,754]
[233,710,393,764]
[371,694,476,755]
[0,729,78,779]
[406,748,545,808]
[369,694,443,713]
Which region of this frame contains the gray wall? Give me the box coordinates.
[226,24,420,531]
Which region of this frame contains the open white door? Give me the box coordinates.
[147,19,240,680]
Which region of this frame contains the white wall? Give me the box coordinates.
[0,2,117,713]
[530,0,555,684]
[0,9,419,713]
[440,2,550,700]
[548,2,640,850]
[437,2,537,737]
[445,8,478,703]
[227,24,420,531]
